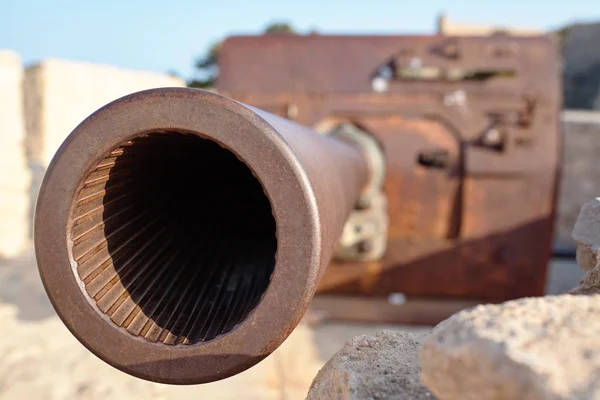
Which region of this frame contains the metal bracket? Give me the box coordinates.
[327,123,388,262]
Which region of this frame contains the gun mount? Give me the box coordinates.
[217,33,562,307]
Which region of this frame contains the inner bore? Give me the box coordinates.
[69,131,276,345]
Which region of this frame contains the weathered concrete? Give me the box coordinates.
[420,295,600,400]
[307,331,434,400]
[557,112,600,249]
[571,198,600,295]
[0,50,30,258]
[23,59,185,167]
[21,58,185,239]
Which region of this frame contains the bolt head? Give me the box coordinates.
[483,128,503,146]
[372,77,389,93]
[357,240,374,253]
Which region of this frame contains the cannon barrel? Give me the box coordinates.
[34,87,371,384]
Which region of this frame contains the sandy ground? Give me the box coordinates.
[0,245,581,399]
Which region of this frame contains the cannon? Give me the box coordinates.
[34,87,385,384]
[34,33,561,385]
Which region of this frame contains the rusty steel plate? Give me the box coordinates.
[217,34,561,303]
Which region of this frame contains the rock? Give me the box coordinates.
[420,295,600,400]
[571,267,600,295]
[571,198,600,294]
[572,198,600,259]
[306,330,434,400]
[576,243,598,273]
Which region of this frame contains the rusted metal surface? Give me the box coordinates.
[308,295,485,326]
[34,87,369,384]
[33,34,562,385]
[217,34,562,303]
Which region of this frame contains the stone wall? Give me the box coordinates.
[0,52,185,256]
[437,14,543,36]
[556,110,600,248]
[23,59,184,167]
[0,51,30,259]
[22,58,185,239]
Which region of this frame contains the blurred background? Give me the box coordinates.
[1,0,600,399]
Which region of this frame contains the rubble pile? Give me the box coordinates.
[308,198,600,400]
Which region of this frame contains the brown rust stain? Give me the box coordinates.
[219,34,561,302]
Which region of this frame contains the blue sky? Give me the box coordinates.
[2,0,599,80]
